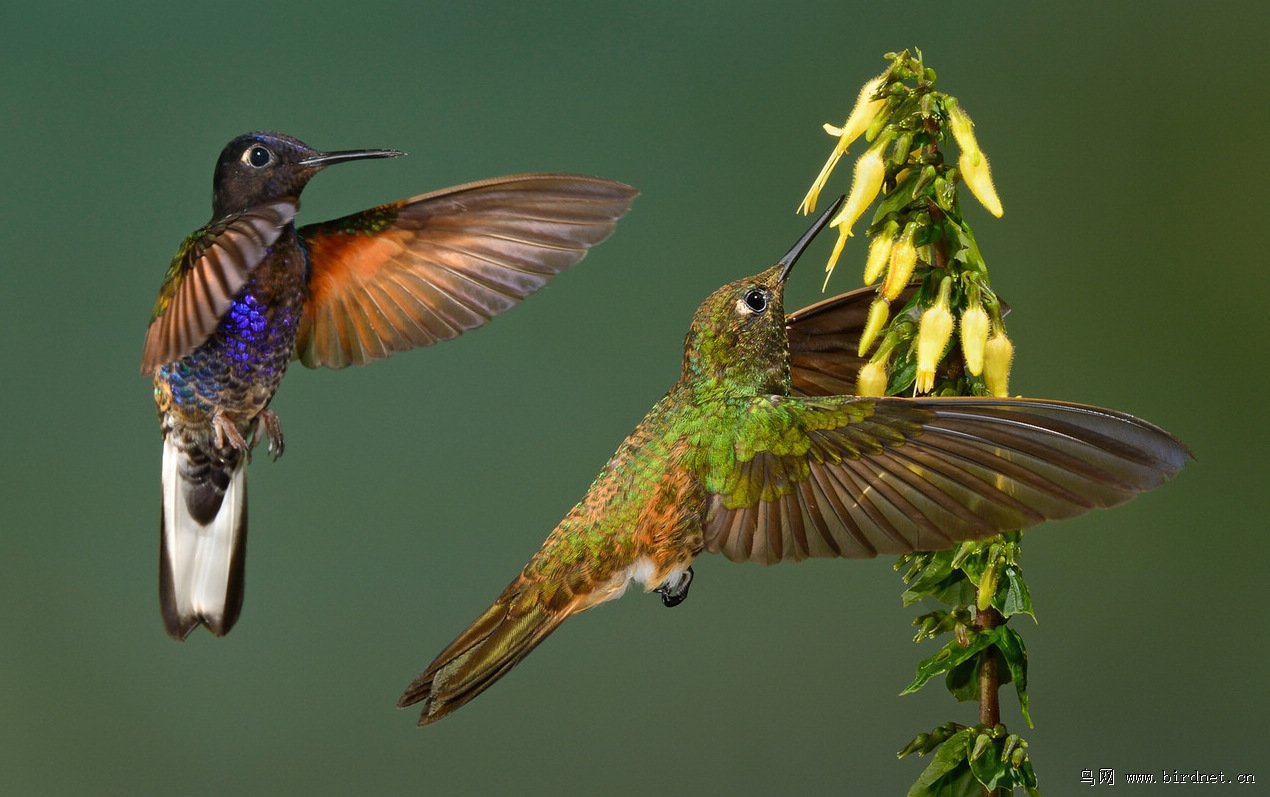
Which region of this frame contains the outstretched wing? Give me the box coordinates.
[294,174,638,368]
[141,201,298,374]
[784,284,1000,396]
[785,285,916,396]
[699,396,1190,564]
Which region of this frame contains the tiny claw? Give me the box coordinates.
[655,566,694,608]
[258,409,285,461]
[212,412,249,452]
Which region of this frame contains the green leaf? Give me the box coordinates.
[902,630,995,695]
[906,729,980,797]
[874,180,923,223]
[944,653,980,702]
[996,626,1033,727]
[900,551,955,605]
[899,546,980,608]
[967,734,1006,789]
[996,565,1036,621]
[1020,759,1041,794]
[888,356,918,398]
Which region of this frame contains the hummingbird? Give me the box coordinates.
[143,131,637,641]
[398,197,1190,726]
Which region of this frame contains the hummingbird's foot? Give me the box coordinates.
[655,567,694,608]
[212,412,249,452]
[257,409,285,461]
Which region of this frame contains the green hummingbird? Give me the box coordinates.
[398,198,1190,726]
[143,131,637,640]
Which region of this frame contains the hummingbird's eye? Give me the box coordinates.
[245,146,273,168]
[742,288,769,314]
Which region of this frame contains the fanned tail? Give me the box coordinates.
[398,578,572,726]
[159,435,248,639]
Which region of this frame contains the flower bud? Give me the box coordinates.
[933,722,958,742]
[1010,747,1027,769]
[1002,734,1020,760]
[862,224,897,284]
[880,223,919,300]
[858,298,890,357]
[971,733,993,762]
[914,279,954,393]
[830,144,887,232]
[960,302,990,376]
[959,149,1004,218]
[857,360,888,397]
[977,558,1000,611]
[984,330,1014,396]
[890,131,914,168]
[898,733,929,758]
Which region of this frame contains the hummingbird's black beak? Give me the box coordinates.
[299,149,406,168]
[778,195,845,283]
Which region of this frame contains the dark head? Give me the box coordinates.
[211,132,404,218]
[682,197,843,394]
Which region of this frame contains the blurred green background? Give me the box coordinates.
[2,2,1264,794]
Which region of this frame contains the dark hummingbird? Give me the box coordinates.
[143,131,637,640]
[398,198,1190,726]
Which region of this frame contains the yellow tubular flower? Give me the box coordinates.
[857,298,890,357]
[984,330,1015,396]
[947,103,980,158]
[799,141,847,216]
[857,360,889,397]
[837,74,887,150]
[862,227,896,285]
[960,302,990,376]
[829,144,887,232]
[915,279,955,394]
[798,75,886,214]
[881,224,918,300]
[959,149,1004,218]
[821,225,850,291]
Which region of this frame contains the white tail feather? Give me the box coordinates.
[161,436,247,638]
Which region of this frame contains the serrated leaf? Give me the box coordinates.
[875,167,925,220]
[996,626,1032,727]
[900,551,956,605]
[956,546,988,583]
[967,735,1006,788]
[997,565,1036,621]
[952,219,984,272]
[1020,759,1041,794]
[944,654,980,702]
[906,730,977,797]
[899,545,977,609]
[903,630,994,695]
[934,576,977,607]
[888,357,918,398]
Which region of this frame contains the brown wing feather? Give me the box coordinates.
[140,201,297,373]
[296,174,638,368]
[785,285,1011,396]
[785,285,919,395]
[703,397,1190,564]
